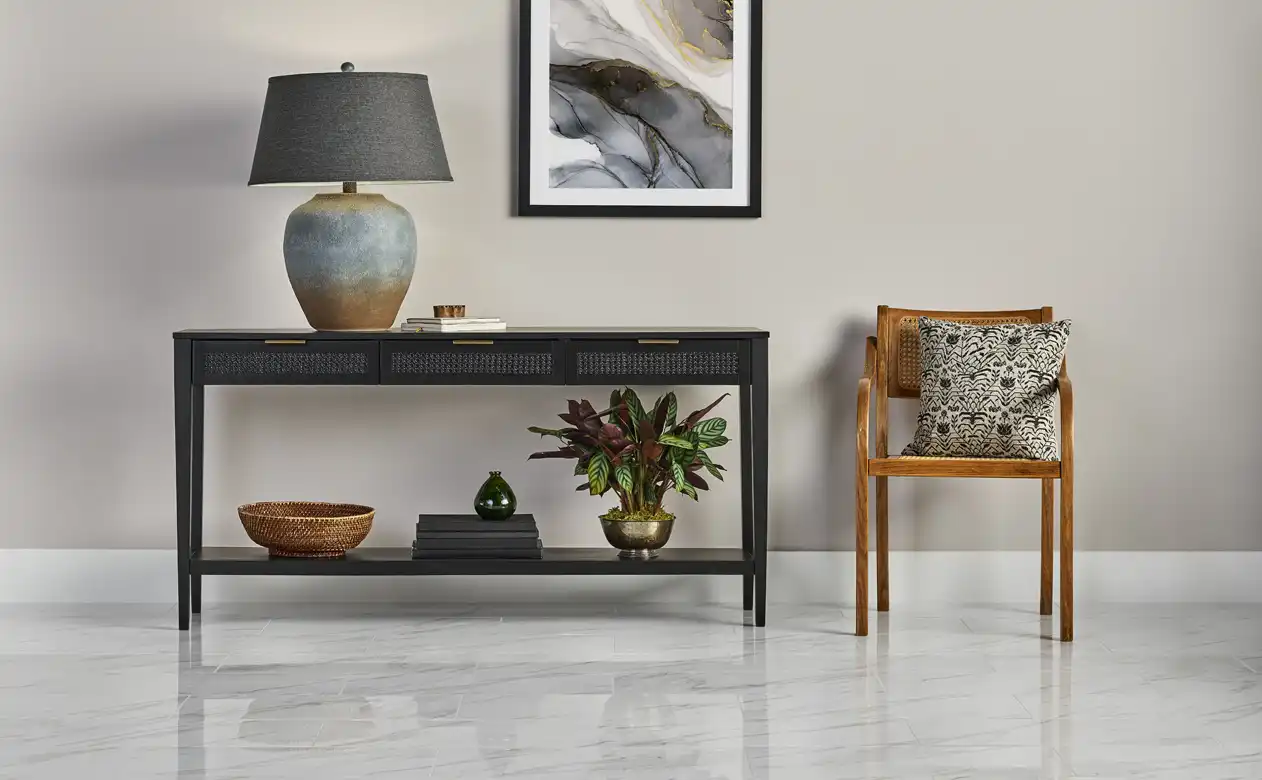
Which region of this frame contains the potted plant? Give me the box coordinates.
[527,388,730,558]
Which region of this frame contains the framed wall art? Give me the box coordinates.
[516,0,763,218]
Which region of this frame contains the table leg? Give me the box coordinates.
[174,340,192,631]
[739,381,754,611]
[751,339,769,627]
[190,384,204,615]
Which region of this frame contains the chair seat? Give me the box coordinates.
[869,456,1061,479]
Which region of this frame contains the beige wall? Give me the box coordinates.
[0,0,1259,552]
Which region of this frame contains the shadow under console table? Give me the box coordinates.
[173,328,770,630]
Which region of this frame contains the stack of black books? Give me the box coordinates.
[412,514,542,560]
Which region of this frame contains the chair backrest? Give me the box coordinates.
[878,305,1054,399]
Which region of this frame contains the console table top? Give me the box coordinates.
[174,327,769,340]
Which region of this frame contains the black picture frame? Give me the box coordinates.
[515,0,763,219]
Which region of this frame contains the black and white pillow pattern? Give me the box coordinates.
[903,317,1071,461]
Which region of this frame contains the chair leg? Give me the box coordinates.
[1041,479,1054,616]
[856,461,869,637]
[876,477,889,612]
[1060,467,1074,642]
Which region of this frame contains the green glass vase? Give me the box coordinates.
[473,471,517,521]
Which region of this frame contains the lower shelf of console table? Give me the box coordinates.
[193,547,754,576]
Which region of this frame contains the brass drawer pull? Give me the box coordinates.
[264,339,307,345]
[453,340,495,345]
[638,339,680,345]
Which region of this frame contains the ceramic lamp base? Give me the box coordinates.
[282,193,417,331]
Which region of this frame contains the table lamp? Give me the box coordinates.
[248,63,452,331]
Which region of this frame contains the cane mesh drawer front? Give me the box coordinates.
[195,341,379,385]
[568,340,746,385]
[382,341,562,384]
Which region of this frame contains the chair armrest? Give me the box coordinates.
[857,337,877,459]
[1058,370,1073,463]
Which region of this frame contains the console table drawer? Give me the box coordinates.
[567,340,747,385]
[382,340,562,384]
[195,340,379,385]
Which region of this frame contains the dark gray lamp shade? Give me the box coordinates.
[248,71,452,185]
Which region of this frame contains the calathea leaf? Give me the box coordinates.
[600,423,623,443]
[528,446,580,460]
[574,459,589,476]
[682,393,730,429]
[527,426,573,438]
[652,395,670,437]
[641,436,663,462]
[587,451,611,495]
[696,449,725,481]
[679,480,698,500]
[607,440,633,461]
[658,434,695,450]
[557,399,599,435]
[663,392,678,430]
[614,465,634,494]
[700,435,730,449]
[623,388,646,427]
[692,417,727,442]
[575,482,590,492]
[613,398,632,433]
[598,391,631,434]
[671,460,689,493]
[684,471,709,491]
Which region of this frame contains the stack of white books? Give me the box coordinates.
[399,317,507,333]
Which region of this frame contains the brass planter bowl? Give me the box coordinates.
[238,501,374,558]
[599,512,675,559]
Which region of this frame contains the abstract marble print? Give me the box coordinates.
[519,0,761,215]
[904,317,1072,461]
[549,0,734,190]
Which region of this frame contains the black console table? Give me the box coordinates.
[173,328,769,630]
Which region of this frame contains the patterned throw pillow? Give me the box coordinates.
[903,317,1071,461]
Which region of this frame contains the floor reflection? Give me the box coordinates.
[0,603,1258,779]
[175,615,766,778]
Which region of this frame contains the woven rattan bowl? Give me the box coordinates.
[238,501,374,558]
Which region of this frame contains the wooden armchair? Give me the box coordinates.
[856,306,1074,641]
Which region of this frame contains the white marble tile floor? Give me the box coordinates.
[0,602,1257,779]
